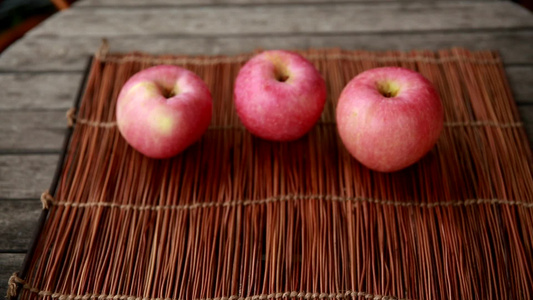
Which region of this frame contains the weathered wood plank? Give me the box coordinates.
[0,111,67,152]
[0,73,82,110]
[0,66,530,111]
[0,200,42,252]
[74,0,500,6]
[0,253,25,298]
[27,2,533,38]
[0,155,58,199]
[1,30,532,72]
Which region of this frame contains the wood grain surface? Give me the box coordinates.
[1,30,532,71]
[26,3,533,37]
[0,155,58,199]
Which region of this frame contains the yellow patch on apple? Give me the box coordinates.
[150,107,175,135]
[126,82,160,99]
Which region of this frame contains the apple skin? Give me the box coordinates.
[234,50,326,141]
[116,65,212,159]
[336,67,443,172]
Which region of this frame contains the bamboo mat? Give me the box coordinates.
[8,48,533,300]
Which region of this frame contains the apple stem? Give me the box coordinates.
[273,63,290,82]
[377,81,400,98]
[162,87,177,98]
[276,74,289,82]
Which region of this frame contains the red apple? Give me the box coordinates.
[234,50,326,141]
[116,65,212,159]
[336,67,443,172]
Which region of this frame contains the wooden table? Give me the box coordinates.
[0,0,532,295]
